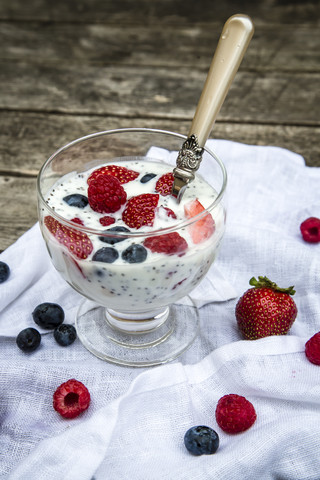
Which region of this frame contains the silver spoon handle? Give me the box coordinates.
[189,14,254,147]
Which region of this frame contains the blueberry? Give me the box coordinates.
[54,324,77,346]
[99,226,130,245]
[122,244,147,263]
[63,194,88,208]
[16,327,41,352]
[184,426,219,456]
[140,173,156,183]
[92,247,119,263]
[0,261,10,283]
[32,303,65,329]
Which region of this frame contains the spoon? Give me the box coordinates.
[172,14,254,201]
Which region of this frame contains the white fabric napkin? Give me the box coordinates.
[1,139,320,479]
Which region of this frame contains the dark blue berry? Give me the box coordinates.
[140,173,157,183]
[63,194,88,208]
[54,324,77,346]
[0,261,10,283]
[16,328,41,352]
[184,426,219,456]
[92,247,119,263]
[32,303,65,329]
[122,244,147,263]
[99,226,130,245]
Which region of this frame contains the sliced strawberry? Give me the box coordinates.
[87,165,139,184]
[44,216,93,259]
[122,193,159,229]
[144,232,188,255]
[184,199,215,244]
[155,172,174,196]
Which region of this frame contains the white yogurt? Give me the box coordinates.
[42,157,225,313]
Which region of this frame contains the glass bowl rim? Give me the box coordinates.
[37,127,227,238]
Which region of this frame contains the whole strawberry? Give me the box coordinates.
[235,276,298,340]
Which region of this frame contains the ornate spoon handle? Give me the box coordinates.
[172,14,254,200]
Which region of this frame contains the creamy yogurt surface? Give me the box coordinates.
[42,157,225,312]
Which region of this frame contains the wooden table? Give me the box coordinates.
[0,0,319,252]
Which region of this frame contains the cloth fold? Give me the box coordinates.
[1,139,320,479]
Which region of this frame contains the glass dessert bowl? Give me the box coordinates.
[37,128,227,366]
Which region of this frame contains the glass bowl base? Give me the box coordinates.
[75,298,199,367]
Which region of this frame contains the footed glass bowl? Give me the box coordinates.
[37,128,227,366]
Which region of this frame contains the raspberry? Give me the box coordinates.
[88,174,127,213]
[99,216,115,226]
[70,217,84,225]
[300,217,320,243]
[53,379,90,419]
[155,172,174,196]
[44,216,93,260]
[156,205,177,219]
[122,193,159,229]
[144,232,188,255]
[305,332,320,365]
[87,165,139,184]
[215,394,257,434]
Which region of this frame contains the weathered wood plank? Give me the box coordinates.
[0,0,319,25]
[1,62,319,125]
[0,176,38,252]
[0,22,319,72]
[0,113,319,178]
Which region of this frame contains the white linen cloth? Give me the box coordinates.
[1,139,320,479]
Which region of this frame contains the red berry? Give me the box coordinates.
[70,217,84,225]
[305,332,320,365]
[53,379,91,419]
[300,217,320,243]
[155,172,174,196]
[99,216,116,226]
[156,205,177,219]
[144,232,188,255]
[184,199,215,244]
[88,175,127,213]
[87,164,139,184]
[44,216,93,260]
[122,193,159,229]
[235,276,297,340]
[215,394,257,434]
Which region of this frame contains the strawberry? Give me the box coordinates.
[155,172,174,196]
[305,332,320,365]
[300,217,320,243]
[53,379,90,419]
[235,276,298,340]
[144,232,188,255]
[87,164,139,184]
[122,193,159,229]
[44,216,93,259]
[215,394,257,434]
[184,199,215,244]
[88,174,127,213]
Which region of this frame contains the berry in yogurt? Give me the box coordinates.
[42,158,225,313]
